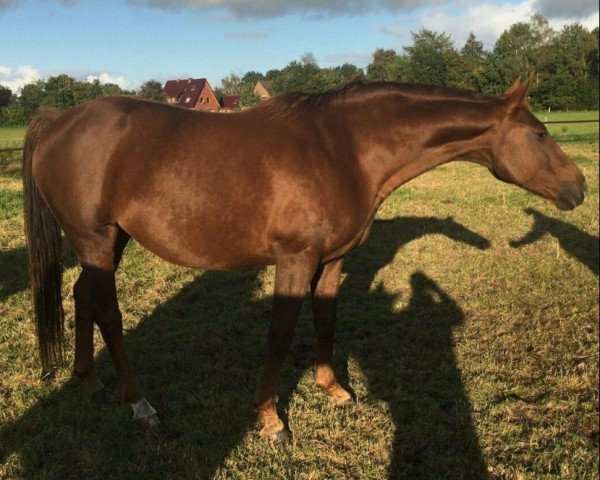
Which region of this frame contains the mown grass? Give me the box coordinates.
[0,127,26,150]
[0,141,598,479]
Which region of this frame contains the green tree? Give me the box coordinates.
[221,73,242,95]
[404,29,459,86]
[101,83,124,97]
[0,100,26,126]
[457,32,488,90]
[271,58,322,94]
[0,85,11,107]
[138,80,166,102]
[588,27,599,79]
[484,20,543,93]
[366,48,406,82]
[540,23,599,108]
[241,71,264,85]
[335,63,363,82]
[72,79,101,104]
[264,69,281,81]
[43,74,76,110]
[18,80,46,121]
[239,83,261,108]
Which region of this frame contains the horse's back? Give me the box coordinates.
[31,96,368,269]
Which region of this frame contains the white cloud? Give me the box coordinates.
[0,65,40,93]
[421,0,537,49]
[0,66,137,93]
[85,72,135,90]
[418,0,599,50]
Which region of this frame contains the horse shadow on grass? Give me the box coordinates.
[0,216,490,479]
[0,246,28,302]
[509,208,599,276]
[0,245,76,302]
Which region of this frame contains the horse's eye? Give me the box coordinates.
[537,131,548,140]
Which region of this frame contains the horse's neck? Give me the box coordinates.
[348,95,499,202]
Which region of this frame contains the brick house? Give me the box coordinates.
[163,78,220,112]
[254,80,273,102]
[219,95,240,112]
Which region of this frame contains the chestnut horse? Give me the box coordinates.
[23,77,586,440]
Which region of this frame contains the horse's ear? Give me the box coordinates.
[503,74,533,109]
[504,77,522,96]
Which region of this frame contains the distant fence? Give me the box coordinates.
[0,119,598,154]
[0,147,24,152]
[543,120,599,124]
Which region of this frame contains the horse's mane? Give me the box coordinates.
[256,80,496,118]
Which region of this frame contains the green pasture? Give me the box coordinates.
[534,111,599,143]
[0,140,598,479]
[0,127,26,149]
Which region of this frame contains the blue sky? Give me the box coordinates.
[1,0,598,92]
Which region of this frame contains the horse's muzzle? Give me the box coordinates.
[555,175,587,211]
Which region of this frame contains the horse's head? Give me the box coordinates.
[487,77,587,211]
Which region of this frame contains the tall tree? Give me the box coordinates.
[539,23,600,109]
[43,74,76,110]
[588,26,599,80]
[457,32,488,91]
[221,73,242,95]
[404,29,458,86]
[239,83,261,108]
[18,80,46,121]
[241,71,264,86]
[0,85,11,107]
[271,58,322,94]
[335,63,363,82]
[485,19,544,93]
[366,48,406,82]
[138,80,166,102]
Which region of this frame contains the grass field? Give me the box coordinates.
[0,138,598,479]
[538,111,599,143]
[0,127,26,150]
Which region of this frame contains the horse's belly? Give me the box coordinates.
[116,194,277,270]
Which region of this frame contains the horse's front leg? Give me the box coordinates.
[255,249,319,441]
[311,259,352,406]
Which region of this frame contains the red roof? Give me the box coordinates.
[163,78,207,108]
[219,95,240,109]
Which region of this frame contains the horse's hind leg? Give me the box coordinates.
[71,225,158,426]
[73,270,113,402]
[310,259,352,406]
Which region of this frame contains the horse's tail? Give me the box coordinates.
[22,108,65,373]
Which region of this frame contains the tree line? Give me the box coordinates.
[1,14,597,127]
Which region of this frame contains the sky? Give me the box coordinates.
[1,0,598,92]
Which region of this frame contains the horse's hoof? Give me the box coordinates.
[333,396,354,408]
[90,387,117,404]
[270,427,292,443]
[259,419,291,442]
[135,413,161,429]
[331,389,354,407]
